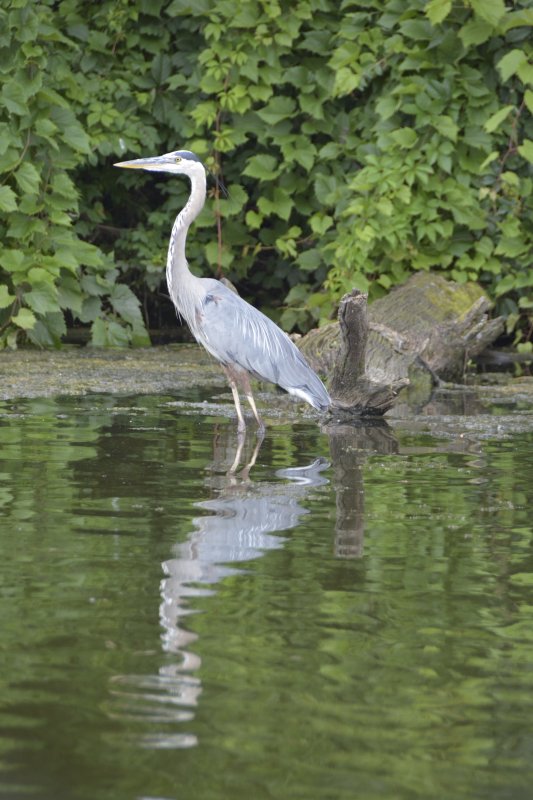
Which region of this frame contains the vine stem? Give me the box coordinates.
[213,77,230,279]
[497,98,525,176]
[215,171,223,279]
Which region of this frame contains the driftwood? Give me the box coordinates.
[326,290,407,415]
[300,272,505,416]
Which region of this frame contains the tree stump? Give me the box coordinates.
[327,290,407,416]
[299,272,505,417]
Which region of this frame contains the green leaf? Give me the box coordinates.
[90,318,108,346]
[242,154,280,181]
[484,105,515,133]
[274,188,293,221]
[68,239,104,268]
[497,49,527,82]
[297,249,322,272]
[110,284,144,326]
[518,62,533,86]
[79,296,101,323]
[434,116,458,141]
[37,87,69,109]
[333,68,360,96]
[57,278,83,314]
[518,139,533,164]
[15,162,41,195]
[27,267,56,285]
[1,250,26,272]
[0,186,17,212]
[470,0,506,27]
[0,285,15,309]
[25,283,59,315]
[400,19,433,40]
[479,151,499,170]
[51,172,78,198]
[309,213,333,235]
[27,312,66,347]
[459,18,493,47]
[218,184,247,216]
[524,90,533,115]
[1,80,27,115]
[12,308,36,330]
[245,210,263,229]
[375,95,398,120]
[425,0,452,26]
[90,318,130,347]
[62,124,91,153]
[256,96,296,125]
[35,117,58,139]
[390,128,418,148]
[502,9,533,32]
[7,213,44,240]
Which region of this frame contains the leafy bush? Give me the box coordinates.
[327,0,533,352]
[0,0,152,346]
[0,0,532,349]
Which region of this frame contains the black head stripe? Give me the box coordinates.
[175,150,202,162]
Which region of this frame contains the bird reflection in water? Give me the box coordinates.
[110,428,329,750]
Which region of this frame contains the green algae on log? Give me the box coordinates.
[300,273,505,404]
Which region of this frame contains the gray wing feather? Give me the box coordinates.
[196,282,330,410]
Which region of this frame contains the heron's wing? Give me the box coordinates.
[196,282,330,410]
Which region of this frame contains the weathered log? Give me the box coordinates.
[300,272,505,412]
[328,290,368,397]
[326,290,407,416]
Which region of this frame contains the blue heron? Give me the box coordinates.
[114,150,331,432]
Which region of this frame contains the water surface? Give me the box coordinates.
[0,393,532,800]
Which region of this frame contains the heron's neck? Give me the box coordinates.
[166,169,206,312]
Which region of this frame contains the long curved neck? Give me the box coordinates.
[166,168,207,315]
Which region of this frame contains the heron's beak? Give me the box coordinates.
[113,156,169,171]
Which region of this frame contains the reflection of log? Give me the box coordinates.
[300,272,504,416]
[325,421,398,558]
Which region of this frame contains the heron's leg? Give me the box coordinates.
[222,367,246,432]
[240,373,265,433]
[245,392,265,433]
[229,382,247,433]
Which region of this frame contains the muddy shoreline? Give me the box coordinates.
[1,344,532,440]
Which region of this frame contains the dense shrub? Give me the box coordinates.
[0,0,532,348]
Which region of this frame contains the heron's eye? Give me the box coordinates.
[175,156,182,163]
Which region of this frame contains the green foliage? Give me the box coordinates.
[325,0,533,348]
[0,0,153,347]
[0,0,532,348]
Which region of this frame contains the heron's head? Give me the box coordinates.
[114,149,205,176]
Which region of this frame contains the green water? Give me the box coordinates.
[1,393,532,800]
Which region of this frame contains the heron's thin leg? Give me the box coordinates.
[223,368,246,432]
[239,372,265,433]
[244,391,265,433]
[229,383,246,433]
